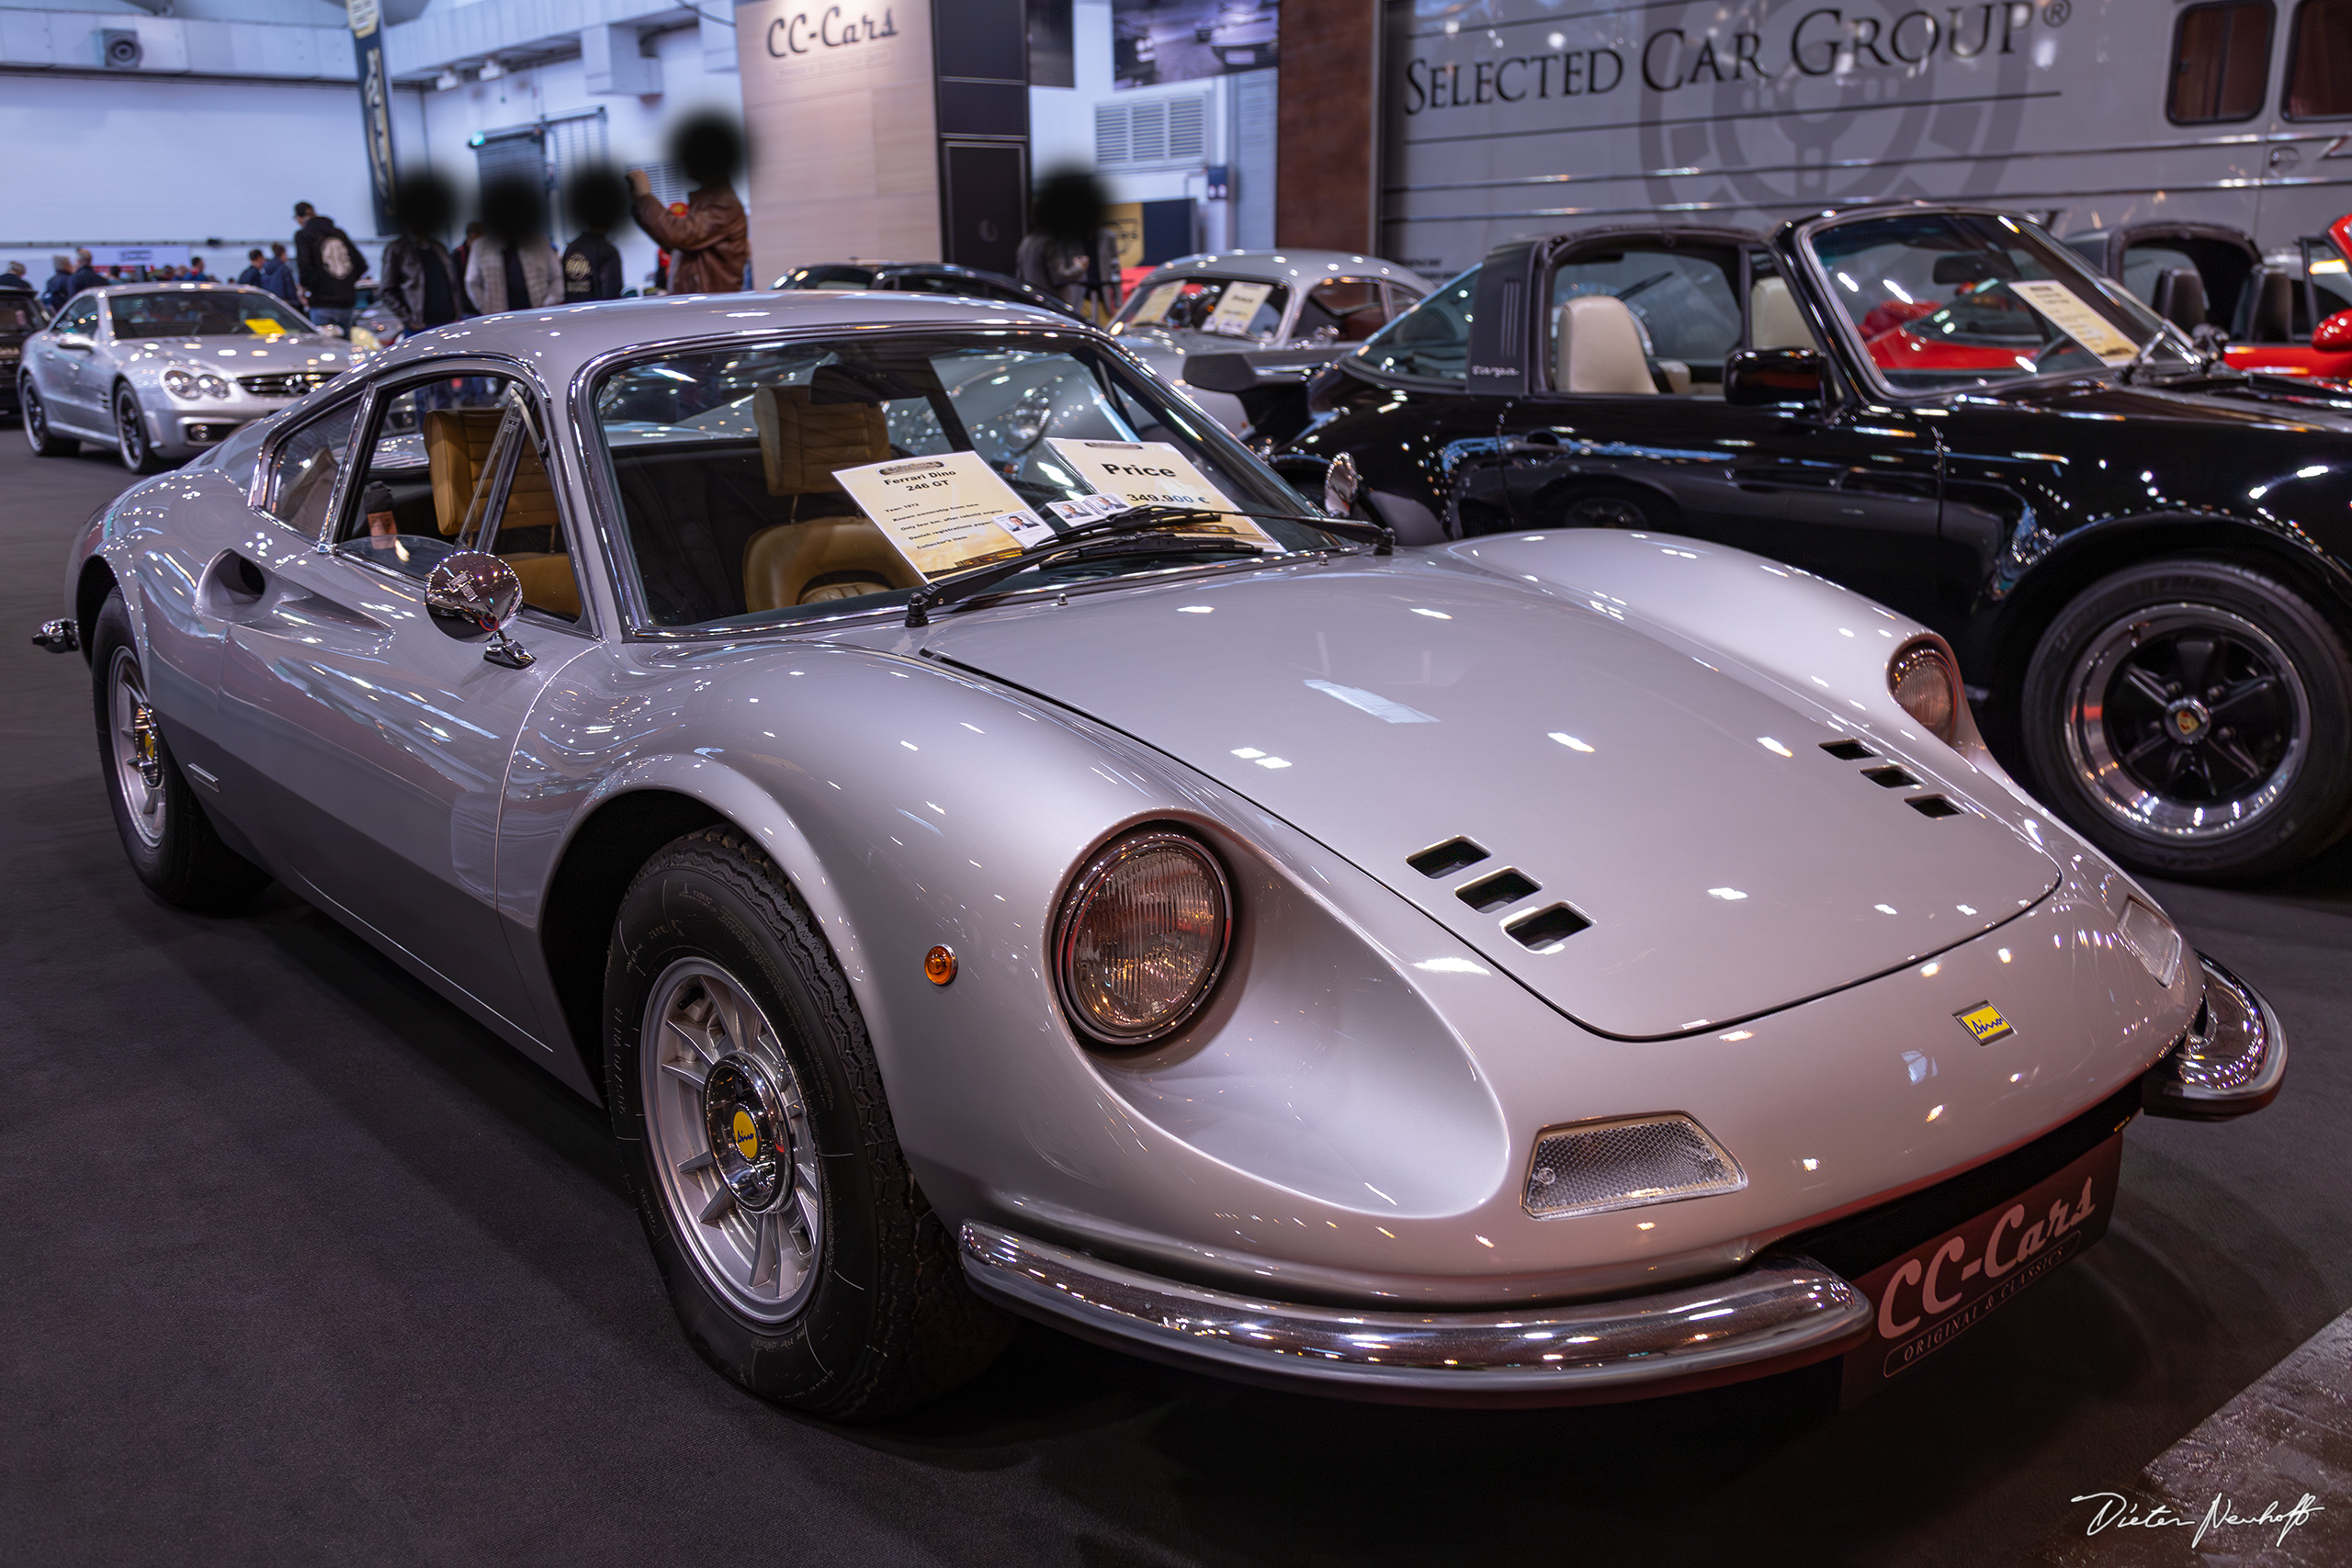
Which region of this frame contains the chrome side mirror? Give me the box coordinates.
[425,550,534,669]
[1323,451,1362,518]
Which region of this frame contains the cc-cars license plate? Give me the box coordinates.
[1841,1132,2121,1400]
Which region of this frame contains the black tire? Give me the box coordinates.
[114,384,166,474]
[22,380,76,457]
[1546,480,1679,532]
[2020,559,2352,881]
[90,592,272,910]
[605,828,1012,1420]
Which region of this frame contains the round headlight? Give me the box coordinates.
[1890,638,1962,744]
[1054,829,1231,1048]
[198,373,232,400]
[161,367,199,399]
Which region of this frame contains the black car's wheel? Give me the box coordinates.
[2022,560,2352,881]
[1547,481,1679,532]
[114,385,166,474]
[605,828,1012,1420]
[22,381,76,457]
[90,592,271,910]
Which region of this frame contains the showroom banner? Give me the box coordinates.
[348,0,398,237]
[736,0,942,276]
[1380,0,2335,277]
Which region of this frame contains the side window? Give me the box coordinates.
[55,298,99,337]
[1352,266,1477,384]
[2287,0,2352,117]
[2303,236,2352,323]
[334,374,582,623]
[2170,1,2276,123]
[1296,279,1395,344]
[1548,249,1741,389]
[262,397,365,536]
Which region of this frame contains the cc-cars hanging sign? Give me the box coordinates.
[1378,1,2322,281]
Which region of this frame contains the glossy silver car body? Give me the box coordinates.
[54,290,2276,1404]
[1111,250,1430,434]
[19,282,364,466]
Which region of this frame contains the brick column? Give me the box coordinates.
[1275,0,1380,254]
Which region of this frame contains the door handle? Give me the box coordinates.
[2269,145,2301,169]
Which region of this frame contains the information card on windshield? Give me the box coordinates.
[1204,280,1274,336]
[2007,280,2141,365]
[833,451,1057,579]
[1045,439,1275,547]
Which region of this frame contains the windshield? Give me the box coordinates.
[108,288,312,341]
[1113,276,1291,340]
[776,265,876,291]
[1804,212,2186,391]
[593,331,1343,630]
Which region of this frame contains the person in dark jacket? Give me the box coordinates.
[0,262,31,292]
[292,201,365,330]
[378,172,463,338]
[259,243,300,305]
[40,255,72,310]
[67,250,104,298]
[561,165,629,303]
[236,248,267,288]
[627,114,750,296]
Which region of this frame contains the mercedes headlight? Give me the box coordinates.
[1053,829,1231,1047]
[162,367,231,400]
[1889,637,1962,745]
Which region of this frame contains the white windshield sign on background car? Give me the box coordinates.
[1128,282,1183,324]
[2007,281,2141,364]
[834,450,1057,574]
[1204,281,1275,335]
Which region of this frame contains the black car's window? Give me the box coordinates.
[262,396,365,537]
[2304,236,2352,324]
[1113,276,1290,339]
[1350,266,1477,384]
[2286,0,2352,118]
[780,265,876,290]
[0,297,40,332]
[54,297,99,337]
[2171,1,2276,123]
[1548,248,1741,389]
[1806,212,2183,391]
[108,288,311,340]
[591,332,1338,631]
[330,373,582,622]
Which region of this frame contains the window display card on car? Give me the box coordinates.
[1044,438,1275,547]
[2007,280,2140,365]
[1125,281,1184,326]
[1204,280,1275,336]
[832,450,1057,579]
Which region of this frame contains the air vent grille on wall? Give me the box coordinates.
[1095,96,1208,168]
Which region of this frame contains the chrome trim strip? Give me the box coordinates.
[2143,955,2288,1121]
[959,1221,1871,1398]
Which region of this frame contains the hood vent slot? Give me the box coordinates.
[1408,837,1489,878]
[1506,903,1590,952]
[1457,868,1539,912]
[1908,795,1964,818]
[1821,739,1875,761]
[1861,764,1917,789]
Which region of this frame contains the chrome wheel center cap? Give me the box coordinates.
[2165,696,2212,744]
[130,701,164,787]
[702,1055,792,1213]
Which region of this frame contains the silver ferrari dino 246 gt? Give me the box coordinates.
[40,290,2281,1418]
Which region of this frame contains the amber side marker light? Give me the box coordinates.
[924,945,957,986]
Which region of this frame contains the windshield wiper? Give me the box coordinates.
[903,503,1391,627]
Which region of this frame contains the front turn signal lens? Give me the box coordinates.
[1054,829,1231,1048]
[1889,638,1962,745]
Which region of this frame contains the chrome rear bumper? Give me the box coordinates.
[2142,955,2287,1121]
[959,1221,1871,1404]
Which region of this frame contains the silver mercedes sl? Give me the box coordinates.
[19,282,363,472]
[40,290,2282,1419]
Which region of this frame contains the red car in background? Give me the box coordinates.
[2064,217,2352,382]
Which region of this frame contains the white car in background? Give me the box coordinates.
[1109,250,1430,442]
[18,283,364,472]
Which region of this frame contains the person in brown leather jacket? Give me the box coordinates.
[628,114,750,295]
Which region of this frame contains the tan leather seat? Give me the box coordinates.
[739,383,913,611]
[1655,358,1692,393]
[510,555,581,618]
[1553,295,1658,394]
[1749,277,1825,351]
[422,405,575,616]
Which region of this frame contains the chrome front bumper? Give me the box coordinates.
[2142,955,2287,1121]
[960,1222,1871,1404]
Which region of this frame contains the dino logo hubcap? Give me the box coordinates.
[702,1055,792,1213]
